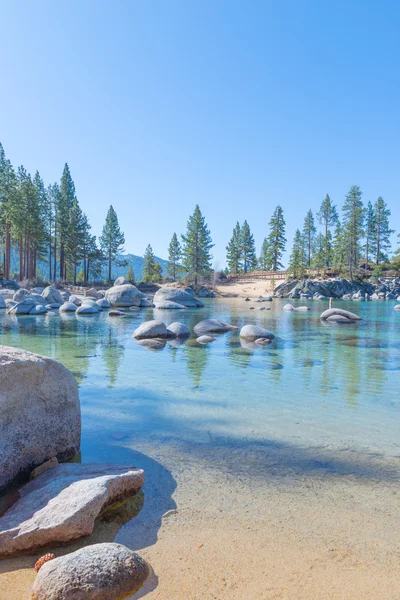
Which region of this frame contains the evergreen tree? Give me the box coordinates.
[313,232,326,273]
[226,222,242,273]
[142,244,162,282]
[99,205,126,283]
[240,220,257,273]
[373,196,393,264]
[0,143,16,280]
[258,237,272,271]
[181,205,214,286]
[126,264,135,283]
[265,206,286,271]
[342,185,364,280]
[58,163,76,279]
[302,209,316,266]
[65,197,85,284]
[288,229,306,278]
[317,194,338,266]
[167,232,182,280]
[364,201,376,272]
[332,219,346,272]
[46,182,60,281]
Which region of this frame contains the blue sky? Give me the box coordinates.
[1,0,399,266]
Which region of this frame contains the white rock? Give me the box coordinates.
[240,324,275,341]
[42,286,64,305]
[105,284,142,307]
[59,302,78,313]
[133,320,167,339]
[167,322,190,338]
[0,464,143,557]
[0,346,80,488]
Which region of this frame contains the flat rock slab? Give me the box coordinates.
[0,463,144,557]
[30,542,149,600]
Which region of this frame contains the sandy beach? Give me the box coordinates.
[2,438,399,600]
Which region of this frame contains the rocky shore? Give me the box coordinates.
[274,276,400,301]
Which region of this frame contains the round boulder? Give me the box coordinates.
[193,319,237,335]
[105,284,142,308]
[96,298,111,310]
[167,322,190,338]
[320,308,361,321]
[196,335,216,344]
[13,288,30,302]
[60,302,78,313]
[81,299,100,310]
[114,276,129,286]
[42,286,64,305]
[153,287,204,308]
[283,304,294,311]
[394,305,400,311]
[29,305,48,315]
[133,320,168,339]
[8,298,36,315]
[240,324,275,341]
[84,287,100,299]
[69,295,82,306]
[30,543,149,600]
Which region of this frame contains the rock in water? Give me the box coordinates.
[135,339,166,350]
[320,308,361,321]
[105,284,142,307]
[167,322,190,338]
[153,287,204,308]
[0,296,5,309]
[283,304,295,311]
[76,305,99,315]
[294,306,310,311]
[394,305,400,310]
[0,346,80,489]
[0,464,144,557]
[193,319,237,335]
[42,286,64,305]
[326,315,353,324]
[30,543,149,600]
[196,335,216,344]
[240,325,275,341]
[59,302,78,313]
[133,320,168,339]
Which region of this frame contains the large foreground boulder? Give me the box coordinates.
[105,284,142,307]
[193,319,237,335]
[320,308,361,321]
[0,346,80,489]
[0,464,144,556]
[30,543,149,600]
[42,286,64,305]
[240,325,275,341]
[133,320,167,339]
[153,287,204,308]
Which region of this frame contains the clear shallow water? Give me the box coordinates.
[1,298,399,464]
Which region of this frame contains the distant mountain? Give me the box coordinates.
[8,250,168,282]
[103,253,168,282]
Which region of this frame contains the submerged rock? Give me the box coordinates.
[135,339,166,350]
[240,325,275,341]
[153,287,204,308]
[140,297,154,308]
[0,464,144,557]
[395,305,400,310]
[133,319,168,339]
[154,300,187,309]
[0,346,80,489]
[326,315,354,324]
[283,303,294,311]
[30,543,149,600]
[320,308,361,321]
[193,319,236,335]
[294,306,310,312]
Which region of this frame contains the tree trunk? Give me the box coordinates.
[19,236,23,281]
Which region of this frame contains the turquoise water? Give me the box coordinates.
[1,298,399,465]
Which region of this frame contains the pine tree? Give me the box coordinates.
[47,183,60,281]
[373,196,393,264]
[258,237,272,271]
[241,221,257,273]
[302,209,316,267]
[288,229,306,278]
[99,205,125,283]
[126,264,135,283]
[364,201,376,272]
[0,143,16,280]
[265,206,286,271]
[65,197,85,284]
[58,164,76,279]
[181,205,214,286]
[167,232,182,280]
[332,220,346,272]
[317,194,338,266]
[342,185,364,280]
[313,233,326,273]
[226,222,242,273]
[143,244,162,283]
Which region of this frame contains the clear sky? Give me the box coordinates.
[1,0,399,266]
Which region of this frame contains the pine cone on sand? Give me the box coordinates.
[34,553,55,571]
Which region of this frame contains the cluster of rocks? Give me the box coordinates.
[0,346,149,598]
[274,277,400,301]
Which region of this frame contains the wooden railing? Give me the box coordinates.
[227,270,288,282]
